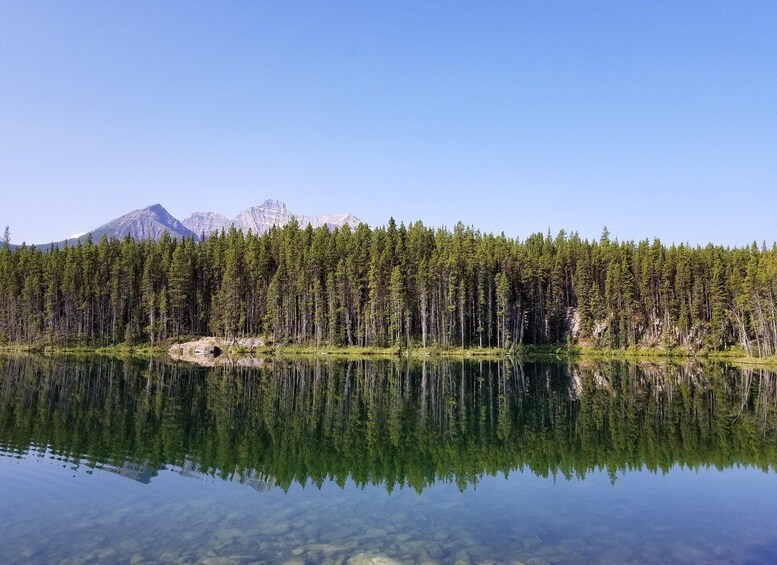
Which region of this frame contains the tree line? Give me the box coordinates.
[1,220,776,354]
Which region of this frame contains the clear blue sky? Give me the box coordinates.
[1,1,775,246]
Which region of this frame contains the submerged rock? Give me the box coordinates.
[346,553,405,565]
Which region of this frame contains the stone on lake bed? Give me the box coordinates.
[255,522,291,535]
[214,529,243,542]
[670,543,710,563]
[95,548,119,560]
[423,542,445,559]
[524,558,552,565]
[119,539,144,553]
[308,543,344,555]
[597,545,635,563]
[347,553,405,565]
[158,550,180,563]
[364,528,388,538]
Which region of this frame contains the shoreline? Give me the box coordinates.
[1,342,777,367]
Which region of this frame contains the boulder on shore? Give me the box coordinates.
[168,336,271,366]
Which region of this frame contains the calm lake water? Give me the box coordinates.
[1,355,776,564]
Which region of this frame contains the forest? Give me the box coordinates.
[1,220,776,355]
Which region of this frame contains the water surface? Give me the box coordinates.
[1,355,776,564]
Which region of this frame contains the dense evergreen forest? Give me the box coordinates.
[1,220,777,355]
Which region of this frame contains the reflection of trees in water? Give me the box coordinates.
[0,356,775,492]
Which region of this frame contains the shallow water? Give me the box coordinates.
[1,356,776,564]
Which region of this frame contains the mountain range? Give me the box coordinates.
[12,200,361,248]
[182,199,360,237]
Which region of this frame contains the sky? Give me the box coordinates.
[1,1,776,246]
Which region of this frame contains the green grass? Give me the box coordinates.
[518,344,777,367]
[232,344,505,359]
[0,342,167,358]
[3,340,777,368]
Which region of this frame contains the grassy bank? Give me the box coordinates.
[0,343,167,357]
[3,341,777,367]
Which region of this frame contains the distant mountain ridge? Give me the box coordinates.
[90,204,197,242]
[183,199,361,237]
[13,200,361,248]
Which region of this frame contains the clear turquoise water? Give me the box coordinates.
[1,356,776,564]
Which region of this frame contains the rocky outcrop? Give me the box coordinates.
[566,306,580,342]
[168,336,272,367]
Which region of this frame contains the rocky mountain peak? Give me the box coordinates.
[88,204,195,243]
[259,199,288,210]
[21,199,362,248]
[182,211,231,237]
[182,199,361,237]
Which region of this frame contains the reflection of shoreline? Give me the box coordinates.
[1,356,776,492]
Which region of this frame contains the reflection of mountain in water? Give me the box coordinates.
[109,460,158,484]
[176,459,276,493]
[0,355,775,493]
[0,447,278,494]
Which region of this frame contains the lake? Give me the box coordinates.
[0,355,776,564]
